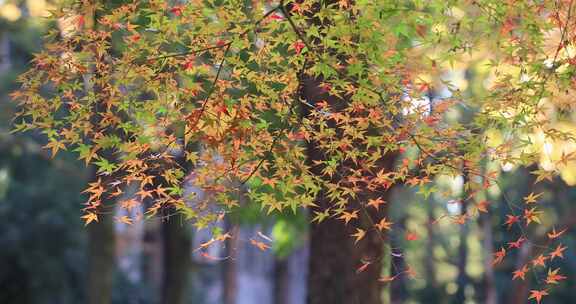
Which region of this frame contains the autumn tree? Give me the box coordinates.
[11,0,576,303]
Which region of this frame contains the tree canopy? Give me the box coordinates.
[11,0,576,302]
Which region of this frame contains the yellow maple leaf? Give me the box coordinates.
[81,212,98,226]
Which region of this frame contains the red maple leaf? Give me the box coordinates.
[492,247,506,266]
[293,41,305,54]
[507,236,526,249]
[504,214,520,229]
[405,231,419,241]
[170,6,184,16]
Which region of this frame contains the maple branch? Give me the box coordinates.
[147,44,232,60]
[146,5,282,61]
[532,0,573,115]
[240,59,309,185]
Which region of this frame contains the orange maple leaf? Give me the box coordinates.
[547,227,567,240]
[512,264,529,281]
[366,197,386,210]
[338,210,358,225]
[532,254,548,267]
[549,244,567,260]
[250,239,270,251]
[115,215,133,225]
[136,189,154,200]
[378,275,396,283]
[476,200,489,213]
[545,268,567,285]
[528,289,549,304]
[351,228,366,244]
[356,261,371,274]
[374,217,393,232]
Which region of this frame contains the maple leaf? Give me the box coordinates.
[547,227,567,240]
[476,200,489,213]
[250,239,270,251]
[269,13,284,20]
[110,187,123,197]
[545,268,567,285]
[492,247,506,266]
[512,264,529,280]
[378,275,396,283]
[524,207,543,225]
[558,151,576,166]
[404,265,417,279]
[293,41,305,54]
[81,212,98,226]
[405,231,419,241]
[120,199,139,211]
[136,189,154,200]
[549,244,567,260]
[337,210,358,225]
[43,139,66,158]
[366,197,386,210]
[351,228,366,244]
[531,168,555,184]
[452,214,468,225]
[504,214,520,229]
[356,261,371,274]
[115,215,133,225]
[507,236,526,249]
[532,254,548,267]
[528,289,549,304]
[170,5,184,16]
[216,233,232,242]
[523,192,543,204]
[374,217,393,232]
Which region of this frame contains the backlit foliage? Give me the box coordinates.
[11,0,575,300]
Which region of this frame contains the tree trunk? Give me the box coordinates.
[87,213,115,304]
[307,213,385,304]
[390,217,408,304]
[223,222,239,304]
[161,213,192,304]
[303,74,394,303]
[274,257,290,304]
[454,195,469,303]
[479,213,497,304]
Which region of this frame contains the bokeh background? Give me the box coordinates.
[0,1,575,303]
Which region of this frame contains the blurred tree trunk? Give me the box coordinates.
[87,213,115,304]
[274,257,290,304]
[161,212,192,304]
[84,4,116,302]
[223,222,239,304]
[454,173,470,304]
[424,201,437,288]
[390,217,408,304]
[508,243,531,304]
[479,213,497,304]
